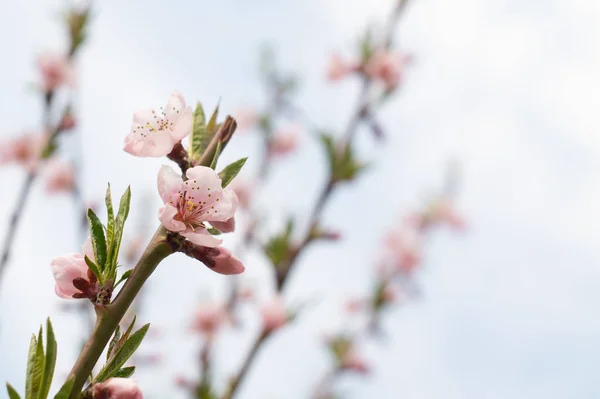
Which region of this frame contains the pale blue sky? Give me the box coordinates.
[1,0,600,398]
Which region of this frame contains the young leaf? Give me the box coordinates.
[105,184,115,264]
[207,227,222,236]
[218,157,247,188]
[111,187,131,276]
[52,377,74,399]
[206,104,219,137]
[6,384,21,399]
[190,102,207,160]
[109,315,136,363]
[24,334,38,399]
[38,319,57,399]
[29,328,45,399]
[87,209,107,271]
[112,366,135,378]
[209,141,222,170]
[107,325,121,361]
[114,269,132,289]
[94,324,150,382]
[84,256,102,283]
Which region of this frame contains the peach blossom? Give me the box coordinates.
[0,132,48,171]
[365,51,412,90]
[326,53,355,81]
[50,238,94,299]
[37,52,73,91]
[92,378,143,399]
[384,227,422,274]
[124,92,193,157]
[260,297,287,331]
[191,303,227,337]
[269,125,300,156]
[44,160,75,193]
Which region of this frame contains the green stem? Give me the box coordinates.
[67,226,174,398]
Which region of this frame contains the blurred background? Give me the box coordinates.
[1,0,600,398]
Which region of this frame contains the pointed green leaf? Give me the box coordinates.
[105,184,115,265]
[207,227,222,236]
[206,104,219,136]
[87,209,107,271]
[38,319,57,399]
[190,102,207,160]
[24,334,38,399]
[107,325,121,361]
[109,315,136,363]
[94,323,150,382]
[111,187,131,277]
[114,269,132,289]
[209,141,222,170]
[29,328,45,399]
[84,256,102,283]
[52,377,74,399]
[6,384,21,399]
[218,157,247,188]
[112,366,135,378]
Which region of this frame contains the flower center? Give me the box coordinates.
[174,191,205,231]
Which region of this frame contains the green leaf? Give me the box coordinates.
[108,315,135,364]
[6,384,21,399]
[105,184,115,265]
[114,270,132,289]
[218,157,247,188]
[87,209,107,271]
[207,227,222,236]
[112,366,135,378]
[107,325,121,361]
[38,319,57,399]
[84,256,101,283]
[29,328,45,399]
[24,334,38,399]
[94,324,150,382]
[190,102,207,160]
[111,187,131,277]
[206,104,219,137]
[209,141,222,170]
[52,377,74,399]
[264,218,294,269]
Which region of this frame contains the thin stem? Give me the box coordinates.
[0,172,36,285]
[222,330,271,399]
[67,226,175,398]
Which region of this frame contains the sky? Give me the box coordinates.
[1,0,600,398]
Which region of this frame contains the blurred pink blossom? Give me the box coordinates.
[124,91,193,157]
[340,351,370,374]
[0,132,48,171]
[345,298,366,313]
[231,180,253,210]
[50,238,94,299]
[37,52,73,91]
[268,125,300,156]
[429,198,466,230]
[191,303,227,337]
[384,227,421,274]
[365,51,412,90]
[234,107,259,131]
[157,165,238,247]
[326,53,357,81]
[261,297,287,331]
[92,378,143,399]
[44,160,75,193]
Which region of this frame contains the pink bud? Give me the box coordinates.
[50,238,96,299]
[268,125,300,156]
[364,51,412,90]
[44,160,75,193]
[60,112,76,130]
[260,297,288,331]
[0,132,48,171]
[211,247,245,275]
[340,351,370,375]
[210,217,236,233]
[384,228,422,274]
[37,52,74,92]
[92,378,143,399]
[326,53,356,81]
[191,303,227,337]
[234,107,259,131]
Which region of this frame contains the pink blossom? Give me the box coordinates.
[210,217,236,233]
[37,52,74,91]
[234,107,259,131]
[365,51,412,90]
[260,297,288,331]
[59,112,76,130]
[157,165,238,247]
[384,227,422,274]
[92,378,143,399]
[268,125,300,156]
[44,160,75,193]
[345,298,366,313]
[50,238,94,299]
[340,351,370,374]
[326,53,356,81]
[231,180,253,210]
[0,132,48,171]
[429,198,466,230]
[191,303,227,336]
[123,92,193,157]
